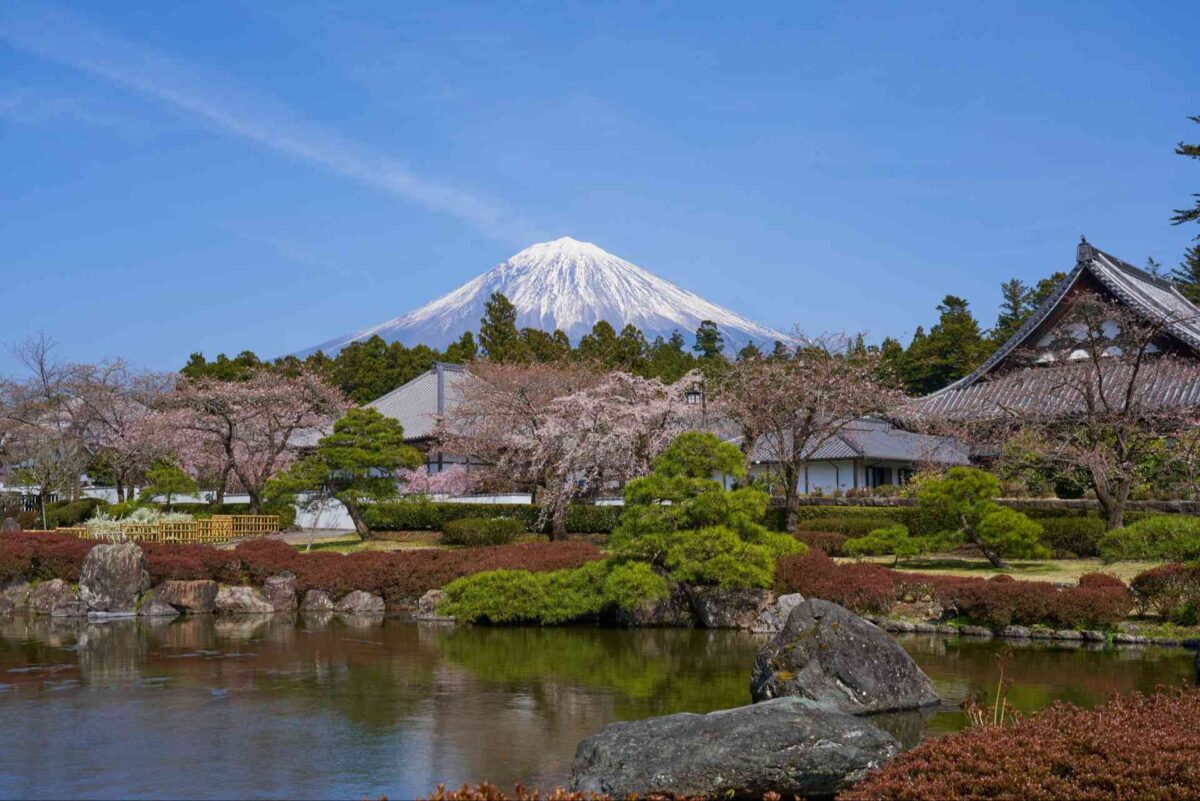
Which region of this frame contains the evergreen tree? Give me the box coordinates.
[521,328,572,363]
[615,324,649,374]
[646,332,695,382]
[443,331,479,363]
[478,292,526,362]
[993,278,1034,344]
[736,342,763,361]
[770,340,790,360]
[1145,257,1164,277]
[693,320,724,360]
[1170,115,1200,229]
[901,296,989,395]
[878,336,906,387]
[1170,245,1200,304]
[577,320,621,366]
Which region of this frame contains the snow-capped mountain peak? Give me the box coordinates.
[300,237,789,355]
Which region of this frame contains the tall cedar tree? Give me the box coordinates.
[479,291,526,362]
[901,295,990,394]
[1170,115,1200,230]
[1170,245,1200,304]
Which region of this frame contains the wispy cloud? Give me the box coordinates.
[0,5,539,243]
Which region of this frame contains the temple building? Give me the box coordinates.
[914,238,1200,421]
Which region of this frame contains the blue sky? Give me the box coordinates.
[1,1,1196,374]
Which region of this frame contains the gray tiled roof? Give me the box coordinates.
[728,418,969,465]
[927,239,1200,400]
[366,362,469,441]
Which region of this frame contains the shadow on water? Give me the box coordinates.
[0,615,1194,799]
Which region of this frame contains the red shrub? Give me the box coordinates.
[1131,563,1200,623]
[1077,572,1125,590]
[143,543,241,584]
[0,537,35,582]
[775,549,896,614]
[792,530,849,556]
[839,689,1200,801]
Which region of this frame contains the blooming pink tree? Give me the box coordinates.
[396,464,475,497]
[165,370,347,512]
[439,362,700,538]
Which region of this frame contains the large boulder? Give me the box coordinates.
[414,589,455,622]
[261,572,298,612]
[572,697,900,800]
[0,597,14,616]
[138,598,181,618]
[79,542,150,613]
[300,589,334,612]
[214,585,275,615]
[750,592,805,634]
[687,586,776,629]
[153,580,219,614]
[750,599,940,714]
[1,579,31,608]
[28,579,79,616]
[614,581,695,627]
[1,516,20,532]
[335,590,385,615]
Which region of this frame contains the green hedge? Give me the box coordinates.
[364,502,622,534]
[441,517,526,547]
[45,498,109,527]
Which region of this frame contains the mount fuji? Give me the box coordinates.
[301,237,790,355]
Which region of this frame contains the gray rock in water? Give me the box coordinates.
[51,600,88,618]
[613,581,695,627]
[28,579,79,616]
[687,586,776,629]
[750,599,940,714]
[262,572,298,612]
[1,516,20,532]
[138,599,181,618]
[1,580,31,608]
[79,542,149,613]
[153,580,219,614]
[335,590,385,615]
[414,589,455,622]
[750,592,805,634]
[0,597,14,616]
[300,589,335,612]
[215,585,275,615]
[572,696,901,800]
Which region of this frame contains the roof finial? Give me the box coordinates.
[1077,235,1093,262]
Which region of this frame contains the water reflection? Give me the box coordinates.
[0,617,1193,799]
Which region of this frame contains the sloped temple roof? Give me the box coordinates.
[912,239,1200,420]
[366,362,469,442]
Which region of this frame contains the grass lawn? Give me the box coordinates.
[840,554,1164,584]
[287,531,444,554]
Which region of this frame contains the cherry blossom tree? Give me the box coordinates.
[164,370,347,512]
[439,362,700,538]
[396,464,475,497]
[714,335,902,530]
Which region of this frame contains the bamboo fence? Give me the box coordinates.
[13,515,279,545]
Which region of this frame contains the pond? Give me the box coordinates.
[0,615,1193,799]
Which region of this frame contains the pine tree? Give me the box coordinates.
[737,342,763,361]
[993,278,1034,344]
[693,320,724,360]
[902,296,989,395]
[1170,115,1200,229]
[479,292,526,362]
[1170,245,1200,304]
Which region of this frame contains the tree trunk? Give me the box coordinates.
[344,500,372,540]
[115,479,126,504]
[247,490,261,515]
[1094,476,1130,531]
[550,495,569,541]
[962,516,1008,569]
[783,463,801,531]
[215,464,231,504]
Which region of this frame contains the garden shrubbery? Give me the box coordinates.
[839,689,1200,801]
[364,501,622,535]
[1100,515,1200,562]
[792,530,849,556]
[441,517,525,547]
[775,549,1132,628]
[795,516,889,536]
[1130,563,1200,624]
[0,532,603,604]
[1036,515,1106,557]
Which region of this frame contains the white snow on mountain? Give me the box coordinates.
[300,237,790,355]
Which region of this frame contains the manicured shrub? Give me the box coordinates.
[1100,515,1200,562]
[439,559,667,624]
[1130,563,1200,623]
[441,517,525,547]
[839,689,1200,801]
[798,516,892,536]
[845,523,927,563]
[47,498,109,527]
[0,538,35,582]
[1037,516,1105,557]
[774,549,896,614]
[792,530,849,556]
[365,502,539,532]
[143,542,241,584]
